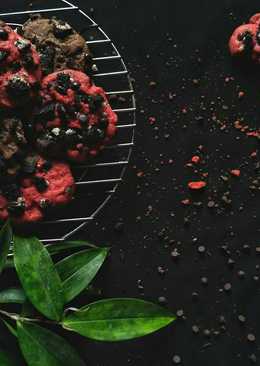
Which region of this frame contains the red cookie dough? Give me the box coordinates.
[0,156,75,223]
[34,69,117,162]
[229,13,260,62]
[0,21,42,108]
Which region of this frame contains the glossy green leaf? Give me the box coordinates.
[56,248,109,303]
[63,298,176,341]
[13,236,64,321]
[0,348,18,365]
[0,221,12,275]
[46,241,97,256]
[0,288,26,304]
[17,321,85,366]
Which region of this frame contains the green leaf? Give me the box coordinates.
[46,241,97,256]
[0,288,26,304]
[0,221,12,275]
[62,298,176,341]
[0,348,18,365]
[56,248,109,303]
[13,236,64,321]
[1,319,17,337]
[17,321,85,366]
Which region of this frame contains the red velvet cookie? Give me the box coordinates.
[0,156,75,223]
[0,21,42,108]
[229,14,260,62]
[34,69,117,162]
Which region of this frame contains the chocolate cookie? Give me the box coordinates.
[21,15,95,76]
[34,69,117,162]
[0,117,28,177]
[0,21,42,108]
[0,156,75,223]
[229,13,260,62]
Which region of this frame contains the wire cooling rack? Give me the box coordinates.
[0,0,136,243]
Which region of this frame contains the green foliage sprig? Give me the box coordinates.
[0,222,176,366]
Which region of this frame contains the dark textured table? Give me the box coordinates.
[2,0,260,365]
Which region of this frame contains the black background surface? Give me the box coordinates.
[2,0,260,365]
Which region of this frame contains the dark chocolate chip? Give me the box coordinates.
[99,117,109,129]
[78,114,88,124]
[35,103,56,122]
[22,156,38,174]
[53,21,73,39]
[34,177,49,192]
[0,50,9,62]
[0,28,8,40]
[6,76,31,100]
[84,126,105,145]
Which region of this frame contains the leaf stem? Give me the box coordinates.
[0,309,58,325]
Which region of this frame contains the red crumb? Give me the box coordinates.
[181,199,191,205]
[191,155,200,164]
[238,91,245,99]
[230,169,241,177]
[148,117,156,125]
[188,181,207,190]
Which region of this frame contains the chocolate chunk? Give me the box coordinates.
[11,62,21,72]
[41,160,52,172]
[39,45,55,75]
[23,54,36,69]
[0,50,9,62]
[35,103,56,121]
[88,94,104,112]
[2,183,20,201]
[240,31,253,51]
[15,39,31,52]
[22,155,38,174]
[6,76,31,100]
[56,103,68,121]
[0,28,8,40]
[71,81,80,90]
[85,126,105,145]
[34,177,49,192]
[78,114,88,124]
[53,20,73,39]
[99,117,109,129]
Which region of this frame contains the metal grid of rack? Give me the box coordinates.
[0,0,136,243]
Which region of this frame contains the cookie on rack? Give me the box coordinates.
[21,15,95,76]
[0,21,42,108]
[0,155,75,223]
[229,13,260,62]
[34,69,117,162]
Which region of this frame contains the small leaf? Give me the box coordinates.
[17,321,85,366]
[0,288,26,304]
[46,241,97,256]
[14,236,64,321]
[56,248,109,303]
[62,298,176,341]
[0,348,18,365]
[0,221,12,275]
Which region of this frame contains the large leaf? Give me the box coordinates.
[56,248,109,303]
[17,321,85,366]
[4,241,98,269]
[0,288,26,304]
[63,298,176,341]
[13,237,64,321]
[0,221,12,275]
[0,348,18,365]
[46,241,97,256]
